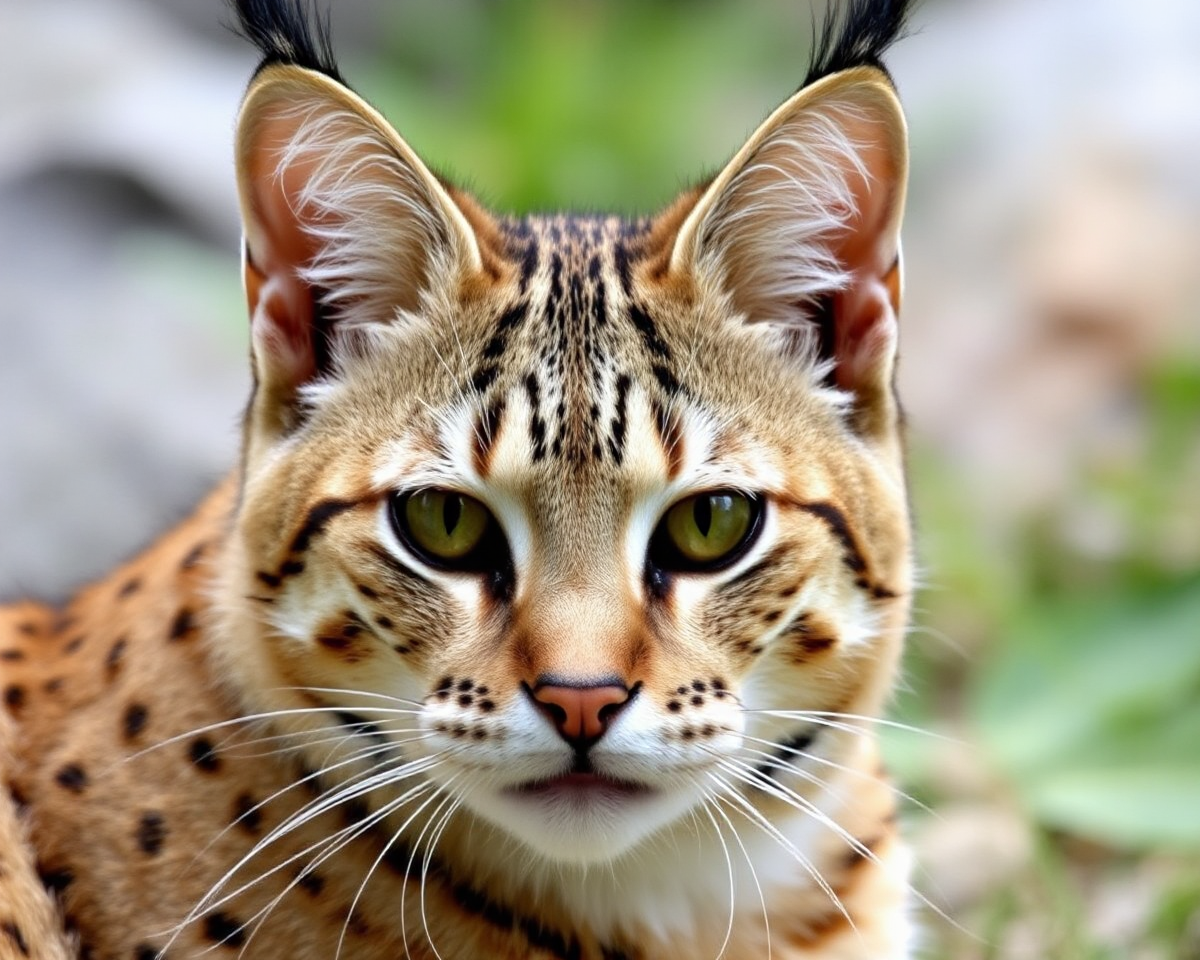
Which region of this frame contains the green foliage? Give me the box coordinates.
[975,581,1200,849]
[356,0,810,213]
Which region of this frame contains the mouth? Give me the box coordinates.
[509,770,653,804]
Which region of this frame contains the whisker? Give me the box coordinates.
[275,685,426,710]
[709,761,967,938]
[697,798,736,960]
[124,705,429,768]
[705,787,772,960]
[743,709,959,743]
[237,779,442,958]
[734,735,935,817]
[418,793,464,960]
[707,772,856,940]
[168,753,448,943]
[187,733,438,874]
[338,775,461,960]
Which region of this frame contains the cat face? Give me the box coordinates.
[219,62,909,865]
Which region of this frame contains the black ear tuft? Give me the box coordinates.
[230,0,344,84]
[804,0,914,87]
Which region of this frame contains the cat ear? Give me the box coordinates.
[235,64,482,441]
[670,67,907,440]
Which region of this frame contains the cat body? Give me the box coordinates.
[0,1,916,957]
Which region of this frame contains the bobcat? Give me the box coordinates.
[0,0,916,957]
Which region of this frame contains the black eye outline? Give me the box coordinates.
[387,489,512,578]
[647,490,765,575]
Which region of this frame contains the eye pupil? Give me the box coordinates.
[443,495,462,535]
[693,496,713,537]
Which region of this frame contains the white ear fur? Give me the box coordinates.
[234,64,481,441]
[671,67,908,435]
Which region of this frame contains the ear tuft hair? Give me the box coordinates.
[231,0,344,84]
[804,0,914,87]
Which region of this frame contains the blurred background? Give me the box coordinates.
[1,0,1198,955]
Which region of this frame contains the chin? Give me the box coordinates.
[464,773,706,864]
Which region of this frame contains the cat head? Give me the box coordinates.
[219,0,912,865]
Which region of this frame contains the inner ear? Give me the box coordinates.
[234,64,482,444]
[669,67,908,439]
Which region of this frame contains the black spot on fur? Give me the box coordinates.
[136,812,167,855]
[118,577,141,598]
[124,703,149,739]
[189,738,221,772]
[651,363,680,396]
[105,637,128,675]
[627,304,670,359]
[755,726,821,785]
[169,608,195,641]
[449,879,515,934]
[296,871,325,896]
[233,793,263,834]
[55,764,88,793]
[202,912,246,947]
[519,916,582,960]
[3,685,24,712]
[135,945,163,960]
[37,865,74,894]
[799,501,868,574]
[524,373,548,461]
[1,649,25,662]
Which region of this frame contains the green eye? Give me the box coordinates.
[655,491,761,570]
[396,490,492,563]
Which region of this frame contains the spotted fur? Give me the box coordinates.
[0,1,918,957]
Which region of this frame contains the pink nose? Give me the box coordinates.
[529,683,632,746]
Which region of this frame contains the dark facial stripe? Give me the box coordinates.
[627,303,671,360]
[651,400,684,480]
[613,240,634,295]
[607,373,631,464]
[524,373,548,461]
[364,543,424,584]
[472,398,506,477]
[257,496,372,592]
[793,500,902,601]
[481,302,529,362]
[753,725,820,785]
[290,498,362,556]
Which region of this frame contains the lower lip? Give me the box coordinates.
[513,773,651,802]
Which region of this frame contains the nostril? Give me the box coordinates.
[526,679,636,748]
[535,698,569,730]
[596,699,625,727]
